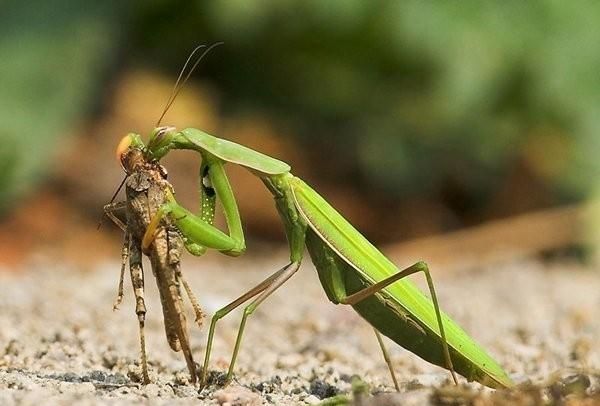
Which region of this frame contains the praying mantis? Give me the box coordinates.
[113,125,513,390]
[108,44,513,390]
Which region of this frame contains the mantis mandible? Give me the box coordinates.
[115,126,513,390]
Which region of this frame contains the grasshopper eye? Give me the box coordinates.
[116,135,133,165]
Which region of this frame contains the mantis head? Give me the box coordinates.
[146,126,178,161]
[116,127,178,174]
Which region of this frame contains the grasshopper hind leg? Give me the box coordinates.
[129,242,151,384]
[165,265,198,383]
[177,270,205,328]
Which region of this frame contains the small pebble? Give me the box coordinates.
[309,379,338,399]
[9,375,37,391]
[173,384,198,398]
[58,381,95,395]
[105,372,128,385]
[102,352,119,369]
[144,383,160,398]
[79,382,96,394]
[59,372,81,383]
[214,385,262,406]
[87,370,107,382]
[276,353,303,368]
[303,394,320,404]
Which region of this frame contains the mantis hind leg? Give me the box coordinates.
[374,329,400,391]
[340,261,458,386]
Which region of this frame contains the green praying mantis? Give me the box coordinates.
[114,128,514,390]
[111,45,514,390]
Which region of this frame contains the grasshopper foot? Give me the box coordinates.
[112,295,123,311]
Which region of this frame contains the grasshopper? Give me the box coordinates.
[103,144,206,384]
[102,44,223,384]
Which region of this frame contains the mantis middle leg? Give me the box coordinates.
[199,262,301,386]
[200,215,307,386]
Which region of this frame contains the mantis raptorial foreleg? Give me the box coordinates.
[198,160,217,223]
[142,157,245,257]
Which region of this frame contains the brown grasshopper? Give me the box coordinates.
[101,43,234,384]
[103,144,205,384]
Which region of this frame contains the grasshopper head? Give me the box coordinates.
[116,133,145,174]
[146,126,178,160]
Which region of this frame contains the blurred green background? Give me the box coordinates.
[1,1,599,264]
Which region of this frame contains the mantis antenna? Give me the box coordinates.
[156,42,224,127]
[100,42,224,230]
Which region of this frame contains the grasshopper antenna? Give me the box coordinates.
[97,175,128,230]
[156,42,224,127]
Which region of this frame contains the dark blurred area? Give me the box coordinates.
[1,1,599,268]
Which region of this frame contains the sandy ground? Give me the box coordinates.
[1,252,599,405]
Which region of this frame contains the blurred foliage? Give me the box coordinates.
[131,0,600,211]
[3,1,600,218]
[0,1,128,212]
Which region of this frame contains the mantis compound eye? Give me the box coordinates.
[116,135,133,166]
[154,126,169,142]
[148,126,176,151]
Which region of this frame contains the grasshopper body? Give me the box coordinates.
[105,147,202,383]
